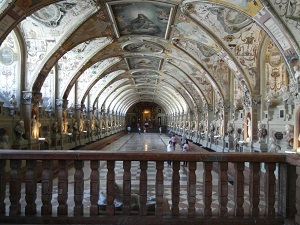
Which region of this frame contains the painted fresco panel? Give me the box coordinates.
[109,2,173,38]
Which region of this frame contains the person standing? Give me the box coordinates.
[159,127,162,135]
[181,132,186,147]
[171,134,177,150]
[182,139,190,167]
[127,126,131,134]
[167,140,173,167]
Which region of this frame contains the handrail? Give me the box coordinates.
[0,150,298,225]
[0,150,287,162]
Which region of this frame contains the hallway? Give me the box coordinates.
[4,133,266,217]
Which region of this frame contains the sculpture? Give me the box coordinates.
[227,123,234,136]
[0,134,11,149]
[31,114,41,138]
[62,109,68,134]
[15,120,25,140]
[257,122,267,142]
[268,138,280,153]
[247,117,251,139]
[285,124,294,148]
[52,122,58,134]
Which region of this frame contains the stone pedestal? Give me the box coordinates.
[224,135,234,152]
[242,141,253,152]
[253,142,268,152]
[51,134,62,150]
[12,139,28,150]
[216,137,225,152]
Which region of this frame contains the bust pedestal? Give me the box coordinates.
[253,141,268,152]
[224,135,234,152]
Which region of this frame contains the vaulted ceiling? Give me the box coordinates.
[0,0,299,115]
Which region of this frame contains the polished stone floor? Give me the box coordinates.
[4,132,269,217]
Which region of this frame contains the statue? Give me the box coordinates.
[31,114,41,138]
[91,115,95,131]
[52,122,58,134]
[209,122,215,133]
[44,132,52,149]
[15,120,25,140]
[73,122,79,133]
[9,94,17,107]
[227,123,234,136]
[62,109,68,134]
[285,124,294,148]
[79,112,84,132]
[247,117,251,139]
[0,134,11,149]
[257,122,267,142]
[268,138,280,153]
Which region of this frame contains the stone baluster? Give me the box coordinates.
[234,162,245,217]
[203,162,212,217]
[25,160,37,215]
[9,160,21,215]
[106,160,115,215]
[172,161,180,217]
[155,161,164,216]
[249,162,260,216]
[90,160,99,215]
[74,160,84,215]
[123,161,131,214]
[264,163,276,217]
[139,161,148,215]
[187,162,197,217]
[41,160,53,215]
[296,166,300,224]
[218,162,228,217]
[57,160,68,215]
[0,160,5,214]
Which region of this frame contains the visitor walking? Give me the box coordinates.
[182,139,190,167]
[171,134,177,151]
[167,140,173,167]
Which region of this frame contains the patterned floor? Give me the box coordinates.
[4,132,269,216]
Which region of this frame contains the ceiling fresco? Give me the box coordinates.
[107,1,175,38]
[0,0,299,115]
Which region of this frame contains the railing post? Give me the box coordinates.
[9,159,21,215]
[187,161,196,217]
[234,162,244,217]
[295,166,300,224]
[106,160,115,215]
[139,161,148,215]
[155,161,164,216]
[25,160,37,215]
[74,160,84,215]
[57,160,68,215]
[0,160,6,214]
[41,160,53,215]
[264,163,276,217]
[203,162,212,217]
[218,162,228,217]
[90,160,99,215]
[278,163,296,218]
[172,161,180,217]
[249,162,260,217]
[123,161,131,214]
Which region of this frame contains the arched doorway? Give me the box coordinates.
[125,102,167,132]
[142,109,151,128]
